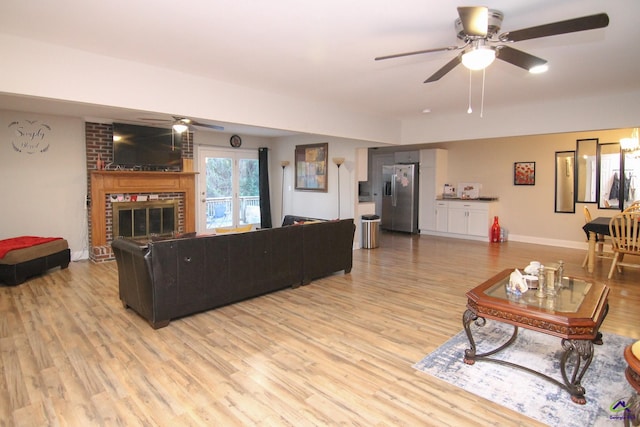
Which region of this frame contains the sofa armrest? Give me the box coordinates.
[111,238,163,326]
[300,218,355,283]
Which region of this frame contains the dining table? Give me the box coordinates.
[582,216,613,273]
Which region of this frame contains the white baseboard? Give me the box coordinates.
[71,250,89,261]
[419,230,489,242]
[420,230,592,251]
[506,234,587,250]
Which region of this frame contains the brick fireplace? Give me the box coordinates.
[89,171,196,262]
[86,123,195,262]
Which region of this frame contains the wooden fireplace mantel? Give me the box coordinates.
[90,171,197,247]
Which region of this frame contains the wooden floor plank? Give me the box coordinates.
[0,232,638,426]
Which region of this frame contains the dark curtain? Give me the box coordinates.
[258,147,273,228]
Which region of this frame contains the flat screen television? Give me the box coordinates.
[112,123,182,169]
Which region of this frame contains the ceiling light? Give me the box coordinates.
[461,44,496,71]
[173,123,188,133]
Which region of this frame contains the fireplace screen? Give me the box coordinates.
[113,200,178,238]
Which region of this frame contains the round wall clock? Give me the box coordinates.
[230,134,242,148]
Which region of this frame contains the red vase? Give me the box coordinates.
[491,216,501,243]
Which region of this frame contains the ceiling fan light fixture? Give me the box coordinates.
[461,45,496,71]
[172,123,188,133]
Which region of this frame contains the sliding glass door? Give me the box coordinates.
[197,147,260,233]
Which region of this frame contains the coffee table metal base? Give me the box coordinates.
[462,309,602,405]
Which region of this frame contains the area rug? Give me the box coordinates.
[413,321,636,427]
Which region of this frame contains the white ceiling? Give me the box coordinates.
[0,0,638,138]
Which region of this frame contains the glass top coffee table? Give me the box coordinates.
[463,268,609,404]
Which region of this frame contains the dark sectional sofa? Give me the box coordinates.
[111,216,355,328]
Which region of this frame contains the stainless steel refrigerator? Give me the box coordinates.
[381,163,419,233]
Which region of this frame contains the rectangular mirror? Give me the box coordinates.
[622,151,640,209]
[555,151,576,213]
[597,142,621,209]
[576,138,597,203]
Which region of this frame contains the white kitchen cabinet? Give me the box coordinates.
[435,201,448,232]
[447,200,495,238]
[418,149,448,231]
[467,209,490,237]
[422,199,497,241]
[447,203,468,235]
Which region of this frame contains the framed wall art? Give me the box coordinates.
[295,143,328,192]
[514,161,535,186]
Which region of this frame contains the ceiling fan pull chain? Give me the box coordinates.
[480,68,486,118]
[467,69,473,114]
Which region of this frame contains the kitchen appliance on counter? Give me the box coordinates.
[381,164,419,233]
[457,182,482,199]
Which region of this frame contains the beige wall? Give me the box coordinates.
[0,110,87,259]
[435,128,631,247]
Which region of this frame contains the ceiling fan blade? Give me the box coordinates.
[191,120,225,131]
[172,116,224,131]
[424,55,461,83]
[139,117,172,123]
[496,46,547,71]
[375,45,460,61]
[457,6,488,37]
[499,13,609,42]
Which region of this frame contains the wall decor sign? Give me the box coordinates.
[8,120,52,154]
[514,161,536,185]
[295,143,328,192]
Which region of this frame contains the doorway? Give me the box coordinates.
[197,147,260,233]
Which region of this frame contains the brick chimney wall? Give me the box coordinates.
[85,122,192,262]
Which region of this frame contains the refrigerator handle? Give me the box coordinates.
[391,174,397,206]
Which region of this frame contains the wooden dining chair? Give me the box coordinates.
[623,201,640,213]
[581,206,613,268]
[608,211,640,279]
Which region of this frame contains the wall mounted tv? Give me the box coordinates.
[112,123,182,170]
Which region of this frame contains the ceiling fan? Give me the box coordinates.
[139,115,225,133]
[375,6,609,83]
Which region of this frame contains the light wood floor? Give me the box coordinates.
[1,233,639,426]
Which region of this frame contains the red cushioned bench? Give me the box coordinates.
[0,236,70,285]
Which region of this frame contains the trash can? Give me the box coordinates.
[361,214,381,249]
